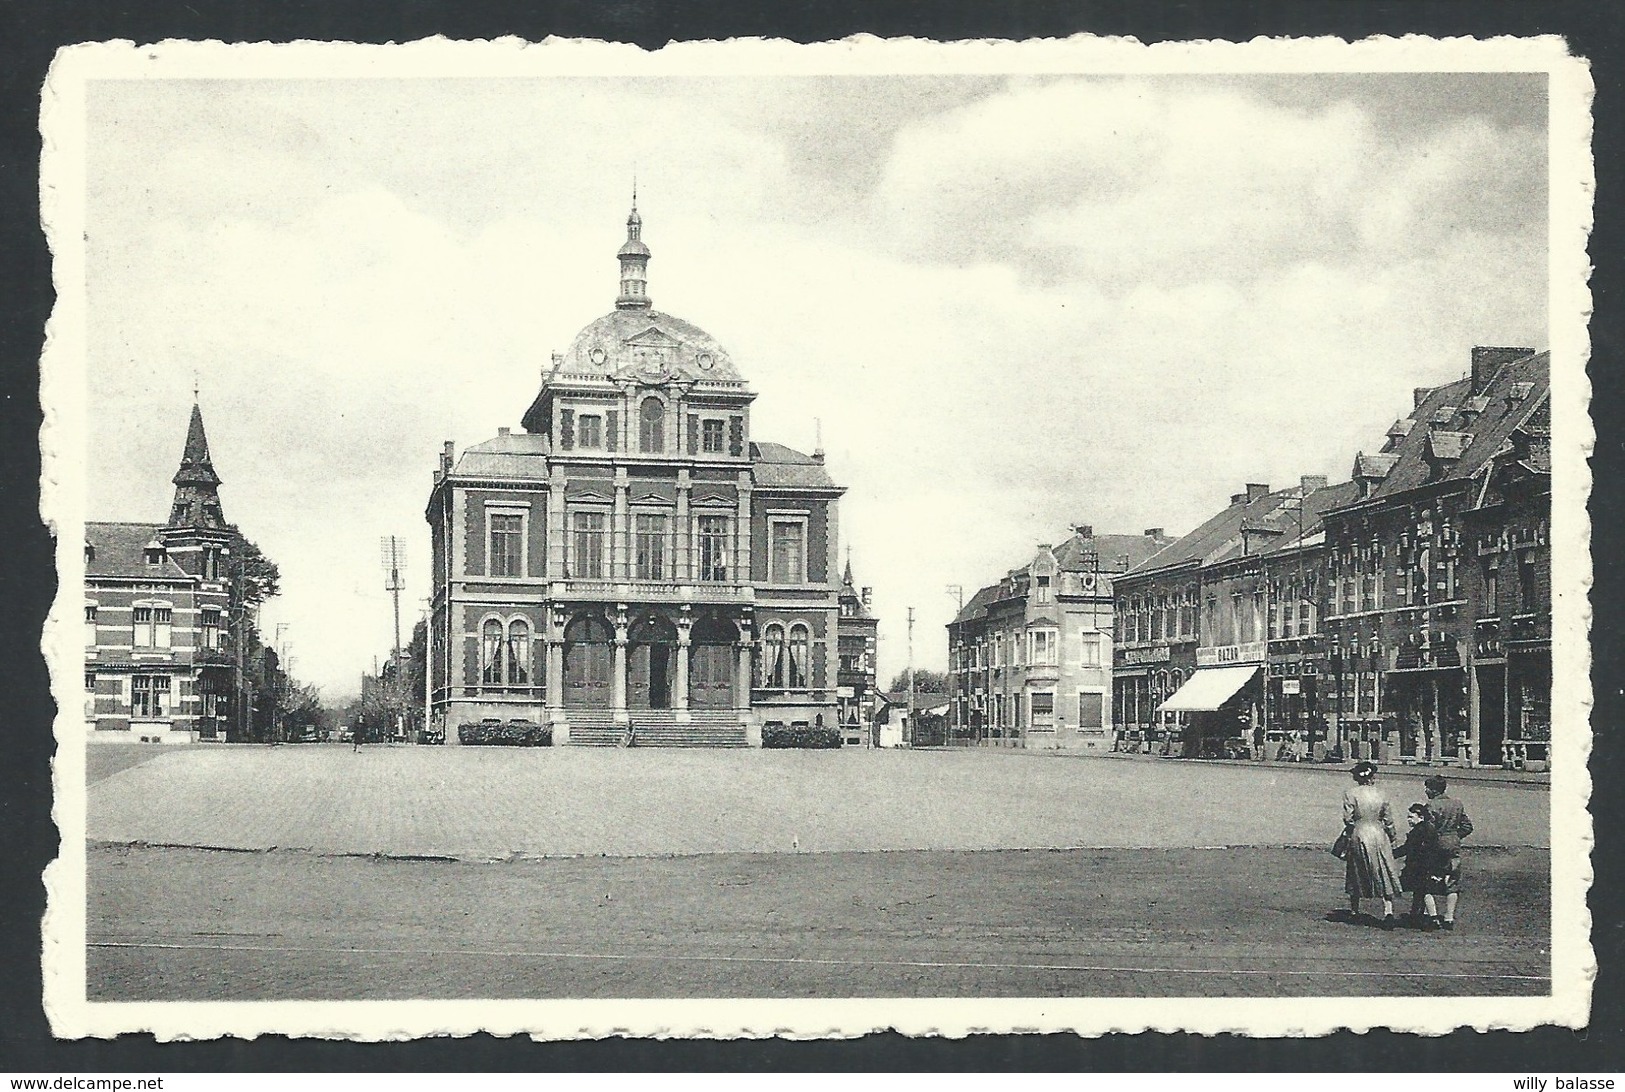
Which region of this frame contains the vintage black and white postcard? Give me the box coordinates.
[39,34,1593,1039]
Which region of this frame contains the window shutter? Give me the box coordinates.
[729,415,744,457]
[687,415,699,455]
[560,409,575,451]
[606,410,618,452]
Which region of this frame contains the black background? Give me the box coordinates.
[0,0,1618,1073]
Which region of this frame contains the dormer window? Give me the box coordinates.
[1035,574,1051,604]
[144,543,166,566]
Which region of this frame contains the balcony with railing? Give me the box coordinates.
[555,578,753,604]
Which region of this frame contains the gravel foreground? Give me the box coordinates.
[88,842,1550,1001]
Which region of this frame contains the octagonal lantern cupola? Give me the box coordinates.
[616,194,652,311]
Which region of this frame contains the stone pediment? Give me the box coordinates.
[629,490,675,507]
[690,488,736,507]
[566,485,614,503]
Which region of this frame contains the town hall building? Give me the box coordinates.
[425,203,861,746]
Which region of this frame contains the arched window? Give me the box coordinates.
[761,624,785,688]
[506,619,531,686]
[788,624,810,688]
[481,619,503,685]
[639,397,665,453]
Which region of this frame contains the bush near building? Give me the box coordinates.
[457,719,552,747]
[762,722,842,749]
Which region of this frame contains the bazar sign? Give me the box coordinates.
[1197,641,1266,667]
[1122,646,1172,665]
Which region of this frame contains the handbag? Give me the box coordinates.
[1331,829,1351,859]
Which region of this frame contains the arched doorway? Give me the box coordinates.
[563,614,613,708]
[628,611,677,710]
[690,613,737,709]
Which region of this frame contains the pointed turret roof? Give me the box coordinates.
[166,403,229,531]
[173,403,221,489]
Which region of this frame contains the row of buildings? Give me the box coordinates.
[948,346,1552,769]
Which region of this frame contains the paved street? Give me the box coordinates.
[88,842,1550,1000]
[86,744,1549,859]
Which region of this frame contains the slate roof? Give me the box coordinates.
[86,522,190,580]
[1363,350,1549,501]
[1054,531,1169,574]
[950,581,1003,626]
[750,442,839,489]
[452,431,551,480]
[1129,478,1360,579]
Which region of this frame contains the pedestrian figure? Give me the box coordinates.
[1338,760,1403,929]
[353,724,364,752]
[1394,802,1449,930]
[1424,774,1474,931]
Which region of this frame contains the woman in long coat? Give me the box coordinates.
[1341,760,1403,928]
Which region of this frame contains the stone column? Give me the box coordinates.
[613,468,630,581]
[676,469,691,582]
[735,471,753,586]
[546,608,568,743]
[675,607,692,720]
[738,636,759,745]
[548,467,568,580]
[612,604,630,725]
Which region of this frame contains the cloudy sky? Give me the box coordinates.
[81,68,1547,698]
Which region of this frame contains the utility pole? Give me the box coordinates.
[945,586,963,743]
[380,536,407,743]
[906,606,916,747]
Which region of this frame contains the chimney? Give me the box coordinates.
[1246,483,1270,501]
[1143,527,1163,539]
[441,440,454,473]
[1231,492,1247,506]
[498,426,510,437]
[1073,524,1093,539]
[1414,387,1433,409]
[1471,346,1535,395]
[1300,475,1328,495]
[1036,543,1051,553]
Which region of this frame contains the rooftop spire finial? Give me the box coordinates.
[616,185,652,310]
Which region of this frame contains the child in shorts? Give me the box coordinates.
[1394,802,1449,931]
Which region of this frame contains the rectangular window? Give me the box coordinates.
[578,414,603,449]
[201,607,221,651]
[697,514,730,582]
[1031,691,1054,715]
[1079,633,1101,667]
[1035,574,1051,604]
[770,519,807,585]
[1078,691,1105,729]
[702,419,725,454]
[1486,566,1499,614]
[84,604,97,647]
[131,674,170,718]
[571,510,607,579]
[84,672,96,718]
[1032,629,1056,665]
[489,512,524,577]
[133,606,150,646]
[635,513,668,580]
[132,606,172,648]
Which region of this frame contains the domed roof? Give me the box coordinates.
[560,308,744,384]
[618,237,651,259]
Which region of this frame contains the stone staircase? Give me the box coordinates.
[565,708,623,747]
[630,709,749,748]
